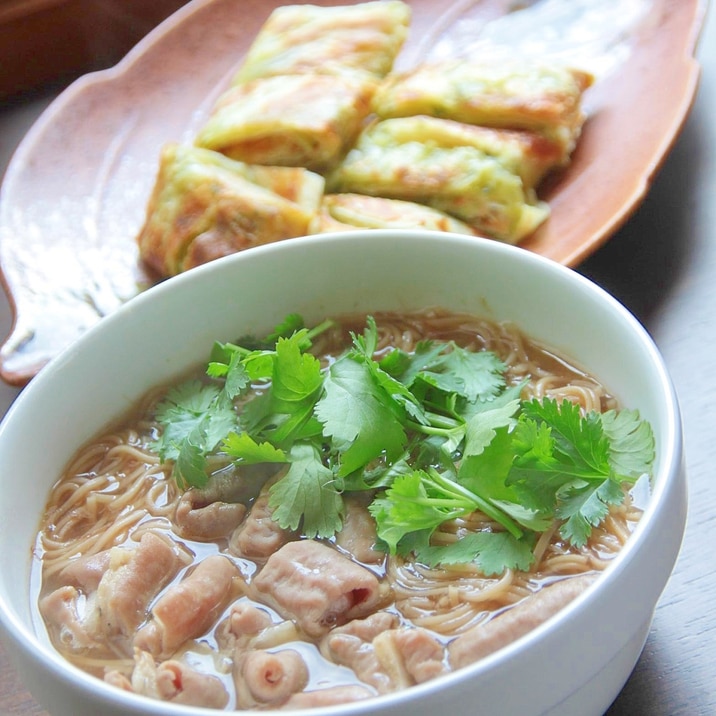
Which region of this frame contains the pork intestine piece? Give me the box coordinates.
[320,611,399,694]
[448,573,598,669]
[134,554,242,659]
[235,649,309,708]
[250,540,390,638]
[93,532,192,639]
[215,601,275,653]
[174,490,247,541]
[334,496,386,566]
[39,531,191,653]
[228,477,297,562]
[104,649,230,709]
[279,684,374,709]
[373,627,448,686]
[321,613,447,694]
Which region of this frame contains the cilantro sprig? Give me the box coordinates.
[152,315,655,575]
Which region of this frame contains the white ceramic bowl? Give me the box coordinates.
[0,230,686,716]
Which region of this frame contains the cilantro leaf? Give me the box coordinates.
[407,530,536,576]
[174,439,211,490]
[368,471,468,552]
[427,345,506,403]
[222,432,288,465]
[316,355,407,477]
[233,314,306,351]
[369,465,524,556]
[506,398,650,547]
[600,408,655,478]
[153,381,238,462]
[270,334,323,411]
[463,398,520,458]
[350,318,429,425]
[389,340,450,387]
[520,398,612,477]
[268,444,343,538]
[557,477,625,546]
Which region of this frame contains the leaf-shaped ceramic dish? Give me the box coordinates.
[0,0,704,385]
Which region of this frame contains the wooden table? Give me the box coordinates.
[1,4,715,715]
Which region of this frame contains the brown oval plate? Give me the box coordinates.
[0,0,705,386]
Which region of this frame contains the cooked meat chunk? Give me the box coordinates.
[324,630,394,694]
[104,670,133,692]
[325,611,399,642]
[154,659,230,708]
[251,540,389,637]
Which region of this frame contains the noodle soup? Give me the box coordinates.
[34,309,653,711]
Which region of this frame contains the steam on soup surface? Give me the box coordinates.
[34,309,654,710]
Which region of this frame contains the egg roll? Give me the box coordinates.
[373,59,593,160]
[195,74,376,172]
[359,115,564,190]
[327,118,549,243]
[137,144,324,277]
[311,193,482,236]
[234,1,411,83]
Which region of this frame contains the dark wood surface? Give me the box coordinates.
[1,3,715,714]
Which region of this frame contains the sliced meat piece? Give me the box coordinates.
[280,684,373,709]
[229,478,297,561]
[236,649,309,707]
[94,531,192,639]
[448,574,597,670]
[135,555,241,658]
[334,496,384,565]
[130,649,229,708]
[251,540,389,637]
